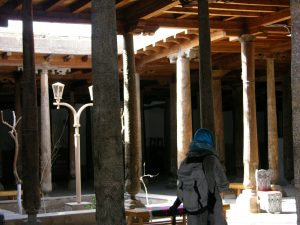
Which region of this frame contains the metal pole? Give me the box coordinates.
[53,102,92,204]
[74,126,81,203]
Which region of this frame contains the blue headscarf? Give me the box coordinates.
[189,128,215,152]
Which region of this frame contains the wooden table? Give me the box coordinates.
[229,183,244,196]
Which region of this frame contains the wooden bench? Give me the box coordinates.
[125,206,186,225]
[229,183,244,196]
[0,190,22,200]
[126,203,230,225]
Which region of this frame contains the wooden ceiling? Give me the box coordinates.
[0,0,292,93]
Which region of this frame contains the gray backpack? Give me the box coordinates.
[177,158,209,214]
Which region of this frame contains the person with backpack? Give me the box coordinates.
[169,128,229,225]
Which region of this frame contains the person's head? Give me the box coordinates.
[189,128,215,152]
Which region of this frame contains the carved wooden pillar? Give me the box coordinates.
[197,0,215,133]
[170,49,194,166]
[239,34,259,189]
[168,80,177,187]
[282,70,294,182]
[22,0,41,221]
[68,91,76,190]
[213,78,225,165]
[123,33,143,208]
[266,58,279,184]
[40,68,52,193]
[233,85,244,177]
[14,72,23,179]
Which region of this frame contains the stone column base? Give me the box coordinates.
[125,198,145,209]
[235,189,258,213]
[22,214,42,225]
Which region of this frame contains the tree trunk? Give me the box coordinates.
[91,1,125,224]
[22,0,41,218]
[290,2,300,224]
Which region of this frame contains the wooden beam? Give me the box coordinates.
[70,0,91,13]
[116,0,138,9]
[0,0,21,10]
[120,0,180,20]
[0,0,8,7]
[43,0,65,12]
[209,3,280,12]
[137,30,227,66]
[147,17,243,30]
[0,54,91,68]
[213,0,289,7]
[165,7,263,17]
[248,8,291,32]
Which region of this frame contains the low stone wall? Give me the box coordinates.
[5,210,96,225]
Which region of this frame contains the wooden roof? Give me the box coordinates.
[0,0,292,102]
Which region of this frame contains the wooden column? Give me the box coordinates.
[22,0,41,220]
[14,72,22,178]
[283,70,294,182]
[213,78,225,165]
[123,33,143,208]
[290,2,300,218]
[239,34,259,189]
[68,91,76,190]
[170,50,194,166]
[168,80,177,187]
[197,0,215,133]
[266,58,279,184]
[40,68,52,193]
[92,0,125,223]
[233,85,244,177]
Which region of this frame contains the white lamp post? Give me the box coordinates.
[52,82,93,203]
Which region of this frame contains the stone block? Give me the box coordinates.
[64,202,92,211]
[257,191,282,213]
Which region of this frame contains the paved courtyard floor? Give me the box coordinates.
[0,177,297,225]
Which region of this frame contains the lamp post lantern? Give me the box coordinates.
[52,82,93,203]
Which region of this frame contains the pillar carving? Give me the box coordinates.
[266,58,279,184]
[239,34,259,189]
[40,68,52,193]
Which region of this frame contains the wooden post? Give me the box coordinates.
[213,78,225,165]
[22,0,41,219]
[91,0,125,223]
[233,85,244,178]
[168,80,177,187]
[266,58,279,184]
[197,0,215,134]
[290,2,300,221]
[68,91,76,190]
[169,50,194,166]
[239,34,259,190]
[282,70,294,182]
[123,33,143,208]
[14,71,22,179]
[40,68,52,193]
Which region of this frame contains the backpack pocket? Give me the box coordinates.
[178,180,203,213]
